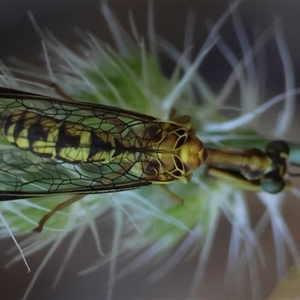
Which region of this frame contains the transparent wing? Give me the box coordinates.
[0,88,155,199]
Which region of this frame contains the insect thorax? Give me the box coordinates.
[136,119,207,184]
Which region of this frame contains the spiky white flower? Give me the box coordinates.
[0,1,299,299]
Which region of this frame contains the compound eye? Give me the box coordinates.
[261,171,285,194]
[265,141,289,156]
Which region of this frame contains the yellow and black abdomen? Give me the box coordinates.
[0,110,125,163]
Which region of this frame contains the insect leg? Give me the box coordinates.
[50,83,74,102]
[206,166,264,192]
[34,159,142,232]
[158,186,184,205]
[34,194,84,232]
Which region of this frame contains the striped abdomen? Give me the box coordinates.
[0,110,130,163]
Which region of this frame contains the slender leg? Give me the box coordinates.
[206,166,263,192]
[34,194,84,232]
[50,83,74,102]
[159,185,184,205]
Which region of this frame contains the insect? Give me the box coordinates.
[0,87,290,231]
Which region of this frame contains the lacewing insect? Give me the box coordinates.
[0,87,290,231]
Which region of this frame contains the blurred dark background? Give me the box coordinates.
[1,1,300,299]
